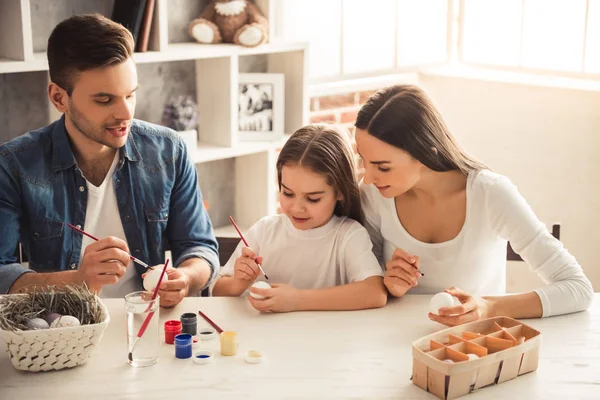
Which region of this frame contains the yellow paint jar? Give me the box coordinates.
[220,331,238,356]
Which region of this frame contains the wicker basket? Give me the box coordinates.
[0,299,110,372]
[411,316,542,400]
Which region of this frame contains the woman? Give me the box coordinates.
[356,84,593,326]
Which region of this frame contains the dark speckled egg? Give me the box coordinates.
[44,313,62,325]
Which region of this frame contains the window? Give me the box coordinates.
[585,0,600,72]
[275,0,451,83]
[276,0,600,84]
[460,0,600,76]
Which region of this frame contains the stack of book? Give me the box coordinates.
[110,0,156,52]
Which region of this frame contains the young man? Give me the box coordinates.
[0,14,219,307]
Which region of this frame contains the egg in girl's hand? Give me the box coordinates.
[25,318,50,330]
[143,267,169,292]
[45,313,62,326]
[429,292,460,315]
[50,315,81,328]
[249,281,271,300]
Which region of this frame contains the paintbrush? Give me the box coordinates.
[68,223,151,269]
[228,216,269,280]
[128,259,169,363]
[197,310,223,334]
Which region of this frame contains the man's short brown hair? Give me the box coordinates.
[47,13,134,94]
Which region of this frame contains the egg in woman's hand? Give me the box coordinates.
[143,267,169,292]
[249,281,271,300]
[429,292,459,315]
[50,315,81,328]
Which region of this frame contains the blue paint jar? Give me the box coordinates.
[174,333,193,359]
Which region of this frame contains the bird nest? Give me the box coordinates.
[0,284,104,332]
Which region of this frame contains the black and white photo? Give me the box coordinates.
[237,73,285,141]
[239,83,274,132]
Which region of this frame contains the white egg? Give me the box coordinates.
[25,318,50,330]
[249,281,271,300]
[429,292,457,315]
[442,359,454,363]
[143,268,169,292]
[50,315,81,328]
[467,354,479,385]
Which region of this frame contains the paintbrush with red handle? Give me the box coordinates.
[128,259,169,362]
[197,310,224,334]
[68,223,150,269]
[228,216,268,280]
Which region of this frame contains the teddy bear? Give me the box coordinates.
[188,0,268,48]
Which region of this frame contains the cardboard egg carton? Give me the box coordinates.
[411,316,541,399]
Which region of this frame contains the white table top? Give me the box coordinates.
[1,294,599,400]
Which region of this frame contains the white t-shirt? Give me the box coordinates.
[79,153,141,298]
[219,214,383,290]
[360,169,593,317]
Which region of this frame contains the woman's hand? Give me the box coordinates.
[428,287,494,326]
[384,248,422,297]
[248,283,299,313]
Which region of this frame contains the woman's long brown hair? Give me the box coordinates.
[355,84,486,174]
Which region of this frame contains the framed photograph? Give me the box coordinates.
[238,73,285,141]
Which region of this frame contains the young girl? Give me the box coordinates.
[212,124,387,312]
[356,84,593,326]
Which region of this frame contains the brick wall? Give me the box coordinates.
[309,90,379,136]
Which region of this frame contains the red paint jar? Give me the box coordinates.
[164,320,182,344]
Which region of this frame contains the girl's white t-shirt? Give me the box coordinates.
[219,215,383,290]
[360,169,593,317]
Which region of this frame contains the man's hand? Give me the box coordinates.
[77,237,131,292]
[144,266,191,308]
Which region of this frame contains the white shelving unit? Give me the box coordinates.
[0,0,308,234]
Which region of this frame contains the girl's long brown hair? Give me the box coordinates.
[276,124,365,224]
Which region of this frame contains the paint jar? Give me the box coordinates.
[220,331,238,356]
[174,333,193,359]
[180,313,197,335]
[198,327,217,340]
[245,350,264,364]
[164,320,182,344]
[193,350,214,364]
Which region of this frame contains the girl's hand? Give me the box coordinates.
[428,287,493,326]
[248,283,299,313]
[384,248,421,297]
[233,247,263,284]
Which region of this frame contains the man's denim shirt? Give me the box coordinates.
[0,116,219,294]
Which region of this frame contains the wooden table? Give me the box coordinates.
[1,295,599,399]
